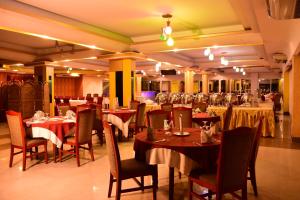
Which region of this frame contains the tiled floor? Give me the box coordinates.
[0,115,300,200]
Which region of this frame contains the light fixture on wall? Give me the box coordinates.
[160,14,174,46]
[155,62,161,72]
[208,53,214,61]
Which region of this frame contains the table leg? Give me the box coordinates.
[169,167,174,200]
[53,144,57,163]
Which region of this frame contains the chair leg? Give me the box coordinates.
[242,183,248,200]
[9,145,14,167]
[152,173,157,200]
[116,179,121,200]
[141,176,144,191]
[59,146,63,162]
[29,149,33,160]
[208,189,213,200]
[22,148,26,171]
[249,167,258,196]
[35,146,39,159]
[75,145,80,167]
[88,141,95,161]
[108,173,114,198]
[188,178,193,200]
[44,143,48,164]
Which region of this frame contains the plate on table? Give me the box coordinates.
[173,132,190,136]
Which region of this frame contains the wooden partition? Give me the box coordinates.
[54,76,82,97]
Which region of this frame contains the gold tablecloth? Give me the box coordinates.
[207,105,275,137]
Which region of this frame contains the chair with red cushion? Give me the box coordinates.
[59,109,95,166]
[103,121,158,200]
[189,126,256,200]
[129,103,146,135]
[6,110,48,171]
[172,107,193,129]
[147,110,169,129]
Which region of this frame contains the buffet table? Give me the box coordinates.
[207,103,275,137]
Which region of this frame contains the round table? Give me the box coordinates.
[134,128,220,200]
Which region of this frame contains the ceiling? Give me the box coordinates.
[17,0,241,37]
[1,0,298,77]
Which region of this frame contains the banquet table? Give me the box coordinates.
[207,103,275,137]
[25,117,75,162]
[134,128,220,200]
[103,109,136,138]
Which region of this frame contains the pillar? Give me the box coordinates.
[291,55,300,141]
[184,70,194,94]
[136,74,142,97]
[202,73,208,95]
[109,58,135,107]
[218,80,222,93]
[171,80,179,93]
[250,73,259,95]
[283,71,289,114]
[34,65,55,116]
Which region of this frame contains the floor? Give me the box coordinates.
[0,115,300,200]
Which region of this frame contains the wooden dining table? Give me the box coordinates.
[192,112,221,125]
[134,128,220,200]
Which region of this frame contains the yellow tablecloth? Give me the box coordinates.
[207,104,275,137]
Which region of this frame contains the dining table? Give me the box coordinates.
[134,128,220,200]
[192,112,221,125]
[207,103,275,137]
[25,116,76,162]
[102,108,136,138]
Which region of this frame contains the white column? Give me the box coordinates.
[218,80,222,93]
[250,73,259,94]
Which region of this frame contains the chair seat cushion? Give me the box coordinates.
[26,138,46,146]
[120,158,155,180]
[189,168,217,189]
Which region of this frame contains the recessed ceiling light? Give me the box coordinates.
[96,69,101,72]
[12,69,19,72]
[80,68,86,70]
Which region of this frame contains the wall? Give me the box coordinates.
[82,75,103,96]
[54,76,82,97]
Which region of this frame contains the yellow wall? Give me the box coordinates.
[171,80,179,93]
[193,81,199,93]
[291,56,300,138]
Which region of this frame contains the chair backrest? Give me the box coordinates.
[97,96,103,105]
[147,110,169,129]
[75,109,95,144]
[130,100,140,110]
[57,104,70,116]
[161,103,173,112]
[192,102,208,112]
[6,110,26,147]
[250,117,263,167]
[223,104,233,131]
[172,107,193,128]
[136,103,146,127]
[76,104,91,113]
[93,93,99,97]
[217,127,256,193]
[103,121,121,178]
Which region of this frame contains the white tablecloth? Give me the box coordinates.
[103,114,133,138]
[69,100,87,107]
[145,148,200,175]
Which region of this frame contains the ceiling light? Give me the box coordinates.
[233,66,237,69]
[242,71,246,76]
[13,63,24,66]
[208,53,214,61]
[213,45,219,49]
[166,37,174,46]
[96,69,101,72]
[223,60,229,66]
[162,75,165,77]
[235,67,240,72]
[80,68,86,70]
[164,25,172,35]
[240,68,244,72]
[204,48,211,56]
[12,69,18,72]
[177,71,181,74]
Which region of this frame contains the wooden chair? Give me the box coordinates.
[223,104,233,131]
[189,127,256,200]
[192,102,208,112]
[147,110,169,129]
[103,121,158,200]
[76,104,91,112]
[6,110,48,171]
[56,104,70,116]
[59,109,95,166]
[93,104,104,145]
[97,96,103,105]
[172,107,193,129]
[130,100,140,110]
[129,103,146,135]
[161,103,173,120]
[248,117,263,196]
[63,96,70,104]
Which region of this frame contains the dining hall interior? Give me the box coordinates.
[1,0,300,200]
